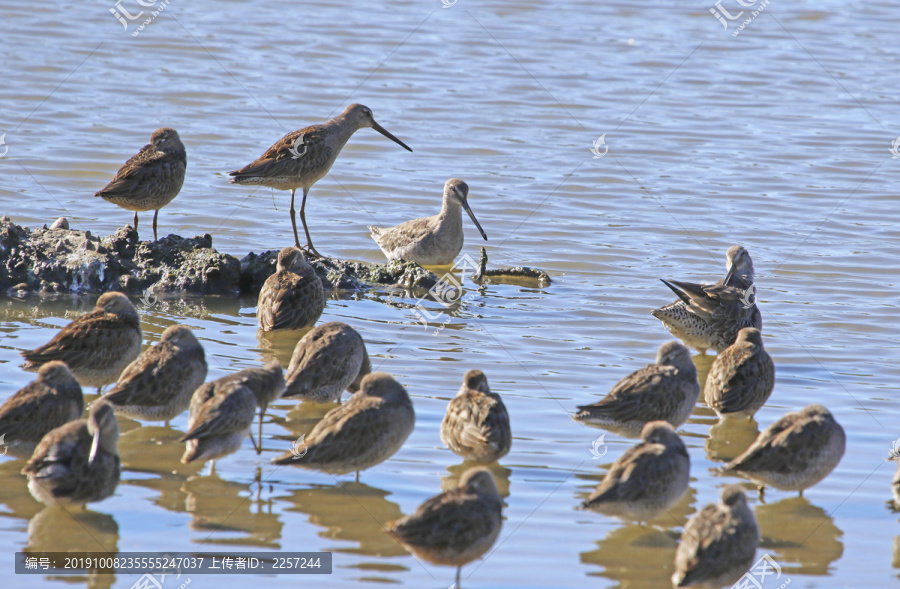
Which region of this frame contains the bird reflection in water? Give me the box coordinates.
[755,495,843,576]
[705,417,761,464]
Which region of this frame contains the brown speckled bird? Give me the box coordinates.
[671,485,759,588]
[102,324,207,425]
[573,341,700,438]
[283,322,371,403]
[94,127,187,241]
[440,370,511,464]
[0,362,84,457]
[22,400,121,508]
[229,104,412,256]
[180,379,257,475]
[272,372,414,481]
[704,327,774,419]
[581,421,690,521]
[257,247,325,332]
[21,292,143,392]
[388,467,503,588]
[719,404,845,498]
[219,362,285,454]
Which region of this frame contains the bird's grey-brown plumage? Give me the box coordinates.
[653,246,761,354]
[257,247,325,332]
[0,362,84,456]
[892,460,900,508]
[582,421,690,521]
[720,404,845,493]
[440,370,511,463]
[181,379,257,467]
[94,127,186,241]
[22,401,120,507]
[573,341,700,437]
[369,178,488,266]
[388,467,502,585]
[103,324,207,422]
[219,362,285,453]
[704,327,774,419]
[672,485,759,588]
[229,104,411,255]
[21,292,142,390]
[284,322,371,403]
[272,372,414,476]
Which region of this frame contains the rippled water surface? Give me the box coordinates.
[2,0,899,587]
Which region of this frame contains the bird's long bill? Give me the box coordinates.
[371,121,413,152]
[462,201,488,241]
[89,429,101,465]
[723,263,737,286]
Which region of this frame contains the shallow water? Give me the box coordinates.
[1,0,899,587]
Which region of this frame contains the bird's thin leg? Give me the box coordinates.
[289,188,301,248]
[152,209,159,241]
[456,566,461,588]
[758,485,766,503]
[208,460,216,477]
[256,407,265,456]
[248,429,261,454]
[298,187,322,258]
[133,212,139,232]
[355,470,359,483]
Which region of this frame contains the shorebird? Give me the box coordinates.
[671,485,759,588]
[704,327,774,419]
[719,404,845,498]
[581,421,690,521]
[892,459,900,509]
[283,322,371,403]
[388,467,502,588]
[573,341,700,437]
[102,324,207,425]
[440,370,511,464]
[180,379,257,475]
[652,245,761,354]
[219,362,285,454]
[21,292,143,392]
[229,104,412,256]
[272,372,414,481]
[369,178,488,266]
[94,127,187,241]
[22,401,121,508]
[257,247,325,332]
[0,362,84,457]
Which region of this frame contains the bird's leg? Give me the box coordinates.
[208,460,216,477]
[152,209,159,241]
[133,212,139,232]
[248,429,261,454]
[456,566,461,588]
[289,188,301,249]
[355,470,360,483]
[256,407,265,456]
[298,187,322,258]
[758,485,766,503]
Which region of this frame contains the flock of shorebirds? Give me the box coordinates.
[0,104,854,588]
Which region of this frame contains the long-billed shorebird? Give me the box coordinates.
[704,327,774,419]
[573,341,700,437]
[95,127,187,241]
[671,485,759,588]
[0,362,84,457]
[581,421,690,521]
[229,104,412,256]
[219,362,285,454]
[369,178,488,266]
[22,400,121,508]
[283,322,371,403]
[440,370,511,464]
[21,292,143,392]
[257,247,325,332]
[180,379,257,474]
[272,372,414,481]
[652,245,761,354]
[102,324,207,425]
[388,467,503,588]
[719,404,845,498]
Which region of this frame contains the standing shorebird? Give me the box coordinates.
[219,362,285,454]
[388,467,503,588]
[581,421,690,521]
[21,292,143,392]
[704,327,775,419]
[257,247,325,332]
[440,370,511,464]
[180,379,257,475]
[573,341,700,438]
[719,404,845,498]
[283,322,371,403]
[229,104,412,256]
[652,245,760,354]
[94,127,187,241]
[22,401,121,508]
[0,362,84,457]
[369,178,488,266]
[102,324,207,425]
[671,485,759,588]
[272,372,414,481]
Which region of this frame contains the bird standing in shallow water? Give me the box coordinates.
[181,379,257,475]
[369,178,488,266]
[218,362,285,454]
[257,247,325,332]
[283,322,371,403]
[95,127,186,241]
[440,370,511,464]
[229,104,412,256]
[704,327,774,419]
